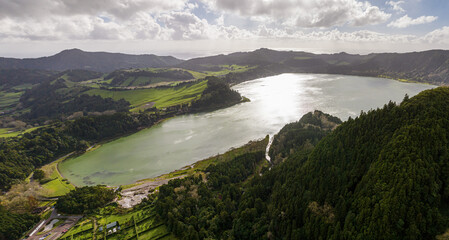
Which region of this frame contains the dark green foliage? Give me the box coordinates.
[65,112,153,141]
[32,169,45,180]
[154,151,265,239]
[56,186,115,214]
[20,80,130,121]
[0,206,39,240]
[0,126,80,190]
[269,110,341,164]
[190,77,242,112]
[0,69,55,88]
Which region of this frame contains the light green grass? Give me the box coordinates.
[203,64,254,76]
[138,225,175,240]
[64,219,93,237]
[85,80,207,111]
[11,84,35,91]
[0,126,41,138]
[0,90,23,111]
[40,155,76,197]
[185,70,207,79]
[294,56,312,60]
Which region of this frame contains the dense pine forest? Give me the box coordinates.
[151,87,449,239]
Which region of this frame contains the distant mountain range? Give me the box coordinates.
[179,48,449,85]
[0,49,183,73]
[1,48,449,85]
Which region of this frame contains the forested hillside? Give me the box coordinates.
[189,77,243,112]
[0,206,38,240]
[269,110,342,164]
[155,87,449,239]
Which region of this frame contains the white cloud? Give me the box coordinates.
[388,15,437,28]
[203,0,391,28]
[421,26,449,45]
[0,0,444,51]
[0,0,189,20]
[159,12,254,40]
[386,1,405,13]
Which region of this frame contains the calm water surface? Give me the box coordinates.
[59,74,434,186]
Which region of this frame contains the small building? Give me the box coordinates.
[99,221,120,233]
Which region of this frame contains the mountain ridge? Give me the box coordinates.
[1,48,449,85]
[0,48,184,73]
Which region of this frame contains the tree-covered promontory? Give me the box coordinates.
[189,77,243,112]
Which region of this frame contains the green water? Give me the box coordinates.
[59,74,435,186]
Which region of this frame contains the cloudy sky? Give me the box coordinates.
[0,0,448,58]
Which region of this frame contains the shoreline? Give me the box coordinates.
[57,97,249,189]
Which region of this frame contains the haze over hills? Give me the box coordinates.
[1,48,449,85]
[179,48,449,85]
[0,49,184,73]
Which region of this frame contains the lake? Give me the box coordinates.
[59,74,434,186]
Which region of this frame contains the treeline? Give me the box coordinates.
[190,77,242,112]
[56,186,115,214]
[154,151,265,239]
[0,206,39,240]
[65,112,156,141]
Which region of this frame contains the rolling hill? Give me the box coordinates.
[0,49,184,73]
[178,48,449,85]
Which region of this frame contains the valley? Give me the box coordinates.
[0,48,447,240]
[59,73,433,186]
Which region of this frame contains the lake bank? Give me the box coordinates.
[60,73,435,186]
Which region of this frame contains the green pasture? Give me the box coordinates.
[85,80,207,111]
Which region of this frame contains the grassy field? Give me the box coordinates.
[0,90,23,111]
[0,126,41,138]
[63,218,94,237]
[85,80,207,111]
[203,64,255,76]
[39,154,76,197]
[60,206,174,240]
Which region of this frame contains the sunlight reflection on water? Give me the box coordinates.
[60,73,434,186]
